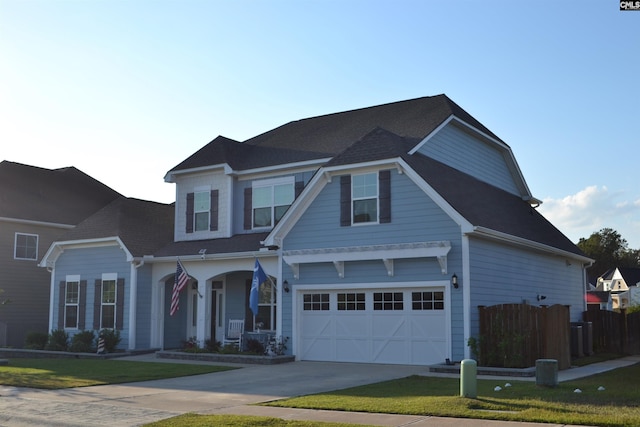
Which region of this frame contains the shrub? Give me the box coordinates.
[245,339,265,355]
[97,329,121,353]
[24,331,49,350]
[218,343,241,354]
[45,329,69,351]
[204,339,220,352]
[70,330,95,353]
[181,336,199,350]
[265,336,289,356]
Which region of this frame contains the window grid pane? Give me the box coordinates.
[15,233,38,260]
[194,191,210,231]
[337,293,365,310]
[252,181,294,229]
[101,280,117,329]
[303,293,330,311]
[352,173,378,224]
[411,291,445,310]
[65,281,79,328]
[373,292,403,311]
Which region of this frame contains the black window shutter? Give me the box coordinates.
[78,280,87,330]
[243,187,252,230]
[186,192,194,233]
[379,170,391,223]
[93,280,101,330]
[116,278,125,330]
[210,190,219,231]
[295,181,304,198]
[58,281,65,329]
[340,175,351,226]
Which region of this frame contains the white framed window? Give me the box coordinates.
[64,275,80,329]
[194,190,211,232]
[101,273,117,329]
[252,177,294,228]
[352,172,378,224]
[14,233,38,260]
[255,282,276,330]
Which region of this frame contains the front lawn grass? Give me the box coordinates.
[264,362,640,427]
[0,358,236,389]
[145,413,375,427]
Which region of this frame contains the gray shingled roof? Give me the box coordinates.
[325,128,584,257]
[166,136,328,175]
[244,94,504,154]
[601,267,640,285]
[0,161,122,225]
[153,232,270,258]
[60,197,175,257]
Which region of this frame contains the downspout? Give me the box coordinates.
[129,257,145,350]
[275,244,284,340]
[47,265,55,334]
[462,234,471,360]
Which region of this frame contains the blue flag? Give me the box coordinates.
[249,259,268,316]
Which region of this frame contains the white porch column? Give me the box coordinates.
[196,278,209,346]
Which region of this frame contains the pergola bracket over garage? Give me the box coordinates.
[283,241,451,279]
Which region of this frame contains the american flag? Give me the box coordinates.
[170,260,189,316]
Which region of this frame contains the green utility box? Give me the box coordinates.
[460,359,477,398]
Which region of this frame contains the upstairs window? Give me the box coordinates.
[194,191,210,232]
[15,233,38,260]
[340,170,390,226]
[252,178,294,228]
[352,172,378,224]
[186,189,218,233]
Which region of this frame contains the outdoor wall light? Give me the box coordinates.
[451,274,459,289]
[537,294,547,302]
[283,280,290,293]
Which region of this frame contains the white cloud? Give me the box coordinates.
[538,186,640,249]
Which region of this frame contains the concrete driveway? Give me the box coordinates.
[0,357,429,426]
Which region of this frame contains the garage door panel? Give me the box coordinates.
[299,287,447,365]
[336,338,369,362]
[300,336,334,361]
[336,316,369,337]
[410,316,446,337]
[371,315,408,338]
[373,339,409,364]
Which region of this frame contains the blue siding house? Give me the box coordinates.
[41,95,591,364]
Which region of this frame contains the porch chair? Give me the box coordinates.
[222,319,245,349]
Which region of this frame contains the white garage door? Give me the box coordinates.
[298,287,448,365]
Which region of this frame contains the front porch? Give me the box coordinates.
[151,256,282,352]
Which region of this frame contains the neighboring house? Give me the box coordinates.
[41,95,592,364]
[586,291,612,311]
[39,197,174,349]
[0,161,121,347]
[596,267,640,310]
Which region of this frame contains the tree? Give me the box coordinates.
[577,228,640,279]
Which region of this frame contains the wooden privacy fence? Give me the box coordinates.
[477,304,571,370]
[583,309,640,355]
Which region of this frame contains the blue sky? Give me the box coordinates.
[1,1,639,248]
